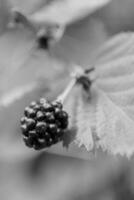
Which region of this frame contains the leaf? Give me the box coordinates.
[94,32,134,157]
[30,0,111,26]
[64,32,134,157]
[11,1,109,56]
[93,32,134,65]
[52,19,108,67]
[10,0,47,14]
[63,83,97,152]
[0,83,37,106]
[62,87,80,148]
[0,28,67,103]
[74,89,94,151]
[95,88,134,157]
[0,0,12,34]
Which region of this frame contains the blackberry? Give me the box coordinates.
[20,98,68,150]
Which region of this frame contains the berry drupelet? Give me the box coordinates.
[20,98,68,150]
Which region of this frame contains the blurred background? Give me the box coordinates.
[1,0,134,200]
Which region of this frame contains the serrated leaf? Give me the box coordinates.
[95,88,134,157]
[94,32,134,157]
[63,85,97,152]
[74,89,94,151]
[64,32,134,157]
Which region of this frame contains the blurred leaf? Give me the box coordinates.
[96,0,134,34]
[52,18,108,67]
[10,0,109,55]
[0,83,37,107]
[0,0,12,34]
[30,0,111,26]
[10,0,48,14]
[92,32,134,65]
[0,28,68,106]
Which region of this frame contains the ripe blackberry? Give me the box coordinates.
[20,99,68,150]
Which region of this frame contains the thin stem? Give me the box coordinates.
[56,78,76,103]
[55,65,95,104]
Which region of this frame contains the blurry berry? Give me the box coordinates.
[20,117,26,124]
[41,102,54,112]
[52,101,62,109]
[24,107,30,116]
[23,137,34,148]
[27,108,36,118]
[34,104,40,111]
[26,118,36,130]
[21,124,28,136]
[45,112,55,123]
[48,124,57,134]
[36,122,47,134]
[39,98,47,104]
[60,120,68,129]
[54,108,61,117]
[29,130,37,138]
[30,101,37,108]
[57,111,68,120]
[36,111,45,121]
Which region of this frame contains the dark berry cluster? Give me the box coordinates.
[20,98,68,150]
